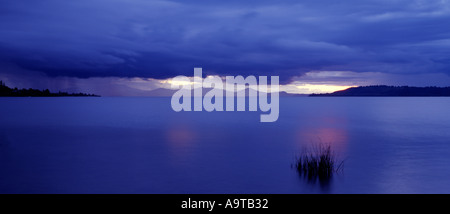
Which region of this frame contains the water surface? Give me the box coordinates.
[1,97,450,193]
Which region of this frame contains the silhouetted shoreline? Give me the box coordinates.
[310,85,450,97]
[0,80,100,97]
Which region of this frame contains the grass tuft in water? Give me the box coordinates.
[294,144,344,180]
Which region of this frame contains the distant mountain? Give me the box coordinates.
[147,87,306,97]
[0,80,99,97]
[144,88,178,96]
[310,85,450,97]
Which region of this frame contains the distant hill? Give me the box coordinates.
[0,80,99,97]
[147,87,306,97]
[310,85,450,97]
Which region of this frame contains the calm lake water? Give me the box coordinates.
[1,97,450,193]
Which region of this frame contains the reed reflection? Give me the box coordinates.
[294,119,349,192]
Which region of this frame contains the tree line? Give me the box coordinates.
[0,80,99,97]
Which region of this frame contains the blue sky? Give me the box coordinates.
[1,0,450,95]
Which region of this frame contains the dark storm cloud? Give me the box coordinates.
[1,0,450,84]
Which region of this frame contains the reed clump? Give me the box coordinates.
[294,144,344,179]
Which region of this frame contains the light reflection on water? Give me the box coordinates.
[1,97,450,193]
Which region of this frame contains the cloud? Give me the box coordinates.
[291,70,450,87]
[0,62,165,96]
[0,0,450,86]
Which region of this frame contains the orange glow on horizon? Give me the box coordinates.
[293,84,356,94]
[158,76,356,94]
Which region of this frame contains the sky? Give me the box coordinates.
[1,0,450,95]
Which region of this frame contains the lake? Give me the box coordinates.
[1,97,450,193]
